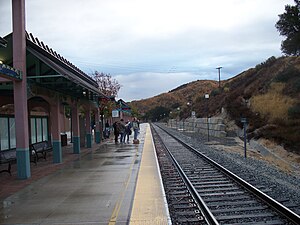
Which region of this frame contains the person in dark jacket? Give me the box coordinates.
[124,120,132,143]
[104,120,110,138]
[119,119,126,143]
[112,121,120,143]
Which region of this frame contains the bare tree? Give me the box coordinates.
[92,71,121,97]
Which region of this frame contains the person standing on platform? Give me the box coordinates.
[119,119,126,143]
[104,120,110,138]
[124,120,132,143]
[113,121,120,143]
[132,117,140,141]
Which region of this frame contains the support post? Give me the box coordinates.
[12,0,30,179]
[72,103,80,154]
[85,108,92,148]
[95,108,101,143]
[50,99,62,163]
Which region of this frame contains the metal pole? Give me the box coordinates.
[244,123,247,158]
[216,67,222,88]
[205,94,210,142]
[207,117,210,142]
[207,100,209,142]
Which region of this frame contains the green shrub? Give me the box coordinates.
[210,88,221,97]
[292,78,300,92]
[275,66,299,82]
[255,56,277,70]
[288,104,300,119]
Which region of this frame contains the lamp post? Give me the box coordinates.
[216,66,222,88]
[205,94,210,142]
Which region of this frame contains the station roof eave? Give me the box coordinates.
[0,32,107,103]
[0,37,7,48]
[117,99,132,112]
[27,46,103,98]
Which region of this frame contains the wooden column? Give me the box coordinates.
[85,107,92,148]
[95,108,101,143]
[50,98,62,163]
[72,102,80,154]
[12,0,30,179]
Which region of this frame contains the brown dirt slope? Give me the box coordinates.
[130,56,300,153]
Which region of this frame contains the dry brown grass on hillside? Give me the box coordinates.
[130,80,218,114]
[251,83,296,123]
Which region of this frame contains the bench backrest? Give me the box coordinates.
[31,141,52,151]
[0,149,17,162]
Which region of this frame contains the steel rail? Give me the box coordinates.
[154,123,300,224]
[151,124,219,225]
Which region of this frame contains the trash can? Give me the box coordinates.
[61,133,67,146]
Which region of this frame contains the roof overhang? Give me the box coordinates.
[27,46,101,96]
[0,37,7,48]
[0,32,108,102]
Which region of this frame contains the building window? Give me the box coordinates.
[42,118,48,141]
[0,116,49,150]
[9,118,16,149]
[30,117,49,144]
[31,118,36,143]
[0,116,15,151]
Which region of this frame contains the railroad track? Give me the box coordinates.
[151,123,300,225]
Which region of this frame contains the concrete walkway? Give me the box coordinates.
[129,125,170,225]
[0,124,147,225]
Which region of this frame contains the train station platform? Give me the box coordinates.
[0,123,170,225]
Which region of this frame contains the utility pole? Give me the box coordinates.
[216,66,222,88]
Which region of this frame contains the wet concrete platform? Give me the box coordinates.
[129,124,170,225]
[0,123,169,225]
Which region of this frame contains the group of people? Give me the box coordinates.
[112,117,140,143]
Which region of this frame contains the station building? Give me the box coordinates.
[0,30,111,179]
[0,1,111,179]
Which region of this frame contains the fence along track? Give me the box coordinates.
[151,123,300,225]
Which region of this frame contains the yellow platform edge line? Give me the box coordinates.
[129,124,171,225]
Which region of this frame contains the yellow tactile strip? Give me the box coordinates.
[129,124,171,225]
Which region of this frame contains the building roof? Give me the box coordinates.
[0,32,107,102]
[0,37,7,48]
[117,99,131,111]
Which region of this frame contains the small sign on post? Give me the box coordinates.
[112,110,119,118]
[191,111,195,118]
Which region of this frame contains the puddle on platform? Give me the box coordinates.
[102,161,131,166]
[2,200,14,208]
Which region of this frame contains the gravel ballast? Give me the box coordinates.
[159,123,300,215]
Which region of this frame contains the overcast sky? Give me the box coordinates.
[0,0,294,101]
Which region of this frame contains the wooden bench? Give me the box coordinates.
[30,141,53,163]
[0,149,16,175]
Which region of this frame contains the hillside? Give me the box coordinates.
[130,56,300,153]
[130,80,218,115]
